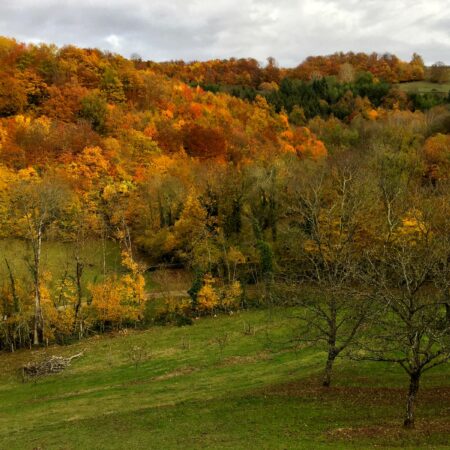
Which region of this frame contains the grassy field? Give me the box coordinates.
[397,81,450,94]
[0,308,449,449]
[0,239,122,292]
[0,239,192,294]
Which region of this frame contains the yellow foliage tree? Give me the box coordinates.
[220,281,243,311]
[423,133,450,182]
[88,250,145,329]
[197,274,219,314]
[173,190,208,261]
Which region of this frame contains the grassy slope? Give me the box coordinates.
[397,81,450,94]
[0,239,190,293]
[0,308,449,449]
[0,239,122,291]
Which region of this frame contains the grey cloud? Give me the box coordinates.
[0,0,449,65]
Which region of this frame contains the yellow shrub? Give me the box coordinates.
[221,281,243,311]
[197,274,219,314]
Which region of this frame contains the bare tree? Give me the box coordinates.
[289,160,375,387]
[12,177,69,346]
[359,201,450,428]
[72,211,88,339]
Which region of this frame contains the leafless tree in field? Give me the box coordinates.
[357,194,450,428]
[287,159,376,387]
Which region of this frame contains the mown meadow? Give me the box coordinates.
[0,308,449,449]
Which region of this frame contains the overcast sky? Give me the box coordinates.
[1,0,449,66]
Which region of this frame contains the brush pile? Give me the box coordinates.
[22,352,84,378]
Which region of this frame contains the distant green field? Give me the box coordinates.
[0,239,122,294]
[397,81,450,94]
[0,240,192,295]
[0,308,448,449]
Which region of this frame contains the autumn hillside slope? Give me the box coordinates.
[1,37,450,448]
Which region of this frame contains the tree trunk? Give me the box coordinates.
[33,229,43,346]
[322,350,337,387]
[74,258,84,321]
[5,258,19,313]
[74,257,84,337]
[323,297,338,387]
[404,372,420,428]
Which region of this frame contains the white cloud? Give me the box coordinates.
[105,34,123,50]
[0,0,448,65]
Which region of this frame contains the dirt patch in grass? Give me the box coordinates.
[152,366,199,381]
[262,378,450,408]
[327,418,450,443]
[219,352,273,367]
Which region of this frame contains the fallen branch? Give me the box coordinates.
[22,352,84,378]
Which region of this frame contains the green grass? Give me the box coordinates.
[0,239,191,295]
[397,81,450,94]
[0,239,122,292]
[0,308,449,449]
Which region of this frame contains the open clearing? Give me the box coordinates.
[0,239,192,295]
[0,308,449,449]
[0,239,122,292]
[397,81,450,94]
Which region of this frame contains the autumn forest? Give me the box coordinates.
[1,34,450,447]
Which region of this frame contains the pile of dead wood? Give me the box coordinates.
[22,352,84,378]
